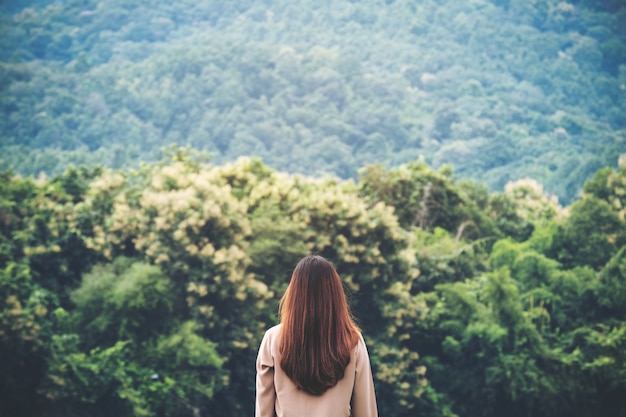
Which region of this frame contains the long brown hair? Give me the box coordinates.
[279,255,360,396]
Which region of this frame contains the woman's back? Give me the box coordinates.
[255,255,378,417]
[255,324,377,417]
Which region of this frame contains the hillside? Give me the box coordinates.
[1,0,625,204]
[1,153,626,417]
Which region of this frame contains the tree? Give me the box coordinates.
[40,257,223,417]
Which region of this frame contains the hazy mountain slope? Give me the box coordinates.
[1,0,624,203]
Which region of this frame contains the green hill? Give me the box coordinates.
[1,0,625,203]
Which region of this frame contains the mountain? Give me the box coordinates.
[1,0,625,203]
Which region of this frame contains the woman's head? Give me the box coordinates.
[279,255,360,395]
[279,255,350,328]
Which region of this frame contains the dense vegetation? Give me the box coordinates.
[2,0,626,415]
[1,0,625,204]
[1,149,626,417]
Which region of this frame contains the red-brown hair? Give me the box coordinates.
[279,255,360,396]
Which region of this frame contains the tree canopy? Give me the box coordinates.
[1,0,625,415]
[1,0,625,204]
[1,151,625,416]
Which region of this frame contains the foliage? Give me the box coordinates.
[1,0,625,204]
[1,152,626,416]
[547,157,626,269]
[43,258,224,417]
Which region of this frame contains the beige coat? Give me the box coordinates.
[255,324,378,417]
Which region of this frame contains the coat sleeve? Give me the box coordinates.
[351,334,379,417]
[255,330,276,417]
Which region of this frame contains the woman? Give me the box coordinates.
[255,255,378,417]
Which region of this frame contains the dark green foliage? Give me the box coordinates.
[71,258,176,347]
[548,197,624,269]
[358,162,466,232]
[0,0,626,406]
[43,258,223,417]
[596,247,626,317]
[0,261,53,417]
[1,146,626,416]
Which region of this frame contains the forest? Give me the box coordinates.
[1,0,625,204]
[1,149,626,417]
[1,0,626,416]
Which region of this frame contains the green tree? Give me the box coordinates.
[42,258,224,417]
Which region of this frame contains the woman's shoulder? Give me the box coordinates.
[354,332,369,354]
[263,323,282,340]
